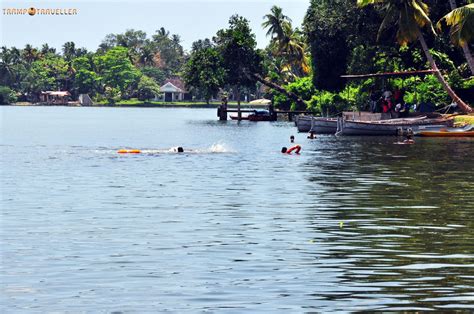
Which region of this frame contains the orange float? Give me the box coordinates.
[117,149,141,154]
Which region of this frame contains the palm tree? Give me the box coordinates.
[437,1,474,74]
[0,47,14,84]
[62,41,76,62]
[263,7,309,80]
[357,0,472,113]
[22,44,39,64]
[156,27,170,39]
[138,43,155,67]
[279,25,310,77]
[41,44,56,55]
[262,5,292,40]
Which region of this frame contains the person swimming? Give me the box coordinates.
[394,128,415,145]
[281,145,301,154]
[307,132,315,139]
[404,129,415,144]
[290,135,295,143]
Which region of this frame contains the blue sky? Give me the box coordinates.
[1,0,310,52]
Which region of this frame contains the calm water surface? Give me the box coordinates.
[1,107,474,312]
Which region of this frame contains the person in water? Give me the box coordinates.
[404,129,415,144]
[307,132,315,139]
[281,145,301,154]
[290,135,295,143]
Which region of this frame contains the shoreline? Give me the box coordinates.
[7,102,268,109]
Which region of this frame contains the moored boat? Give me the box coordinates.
[336,116,453,136]
[230,109,276,121]
[415,125,474,137]
[309,117,338,134]
[296,116,338,133]
[295,115,312,132]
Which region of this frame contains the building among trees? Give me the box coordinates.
[39,91,71,104]
[159,78,190,102]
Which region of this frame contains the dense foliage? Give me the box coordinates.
[183,40,225,104]
[0,1,472,110]
[214,15,263,103]
[0,28,185,103]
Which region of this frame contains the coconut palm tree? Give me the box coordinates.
[22,44,39,64]
[357,0,472,113]
[0,47,15,84]
[279,25,310,77]
[41,43,56,55]
[262,5,292,40]
[263,7,309,80]
[62,41,77,62]
[437,1,474,74]
[156,27,170,39]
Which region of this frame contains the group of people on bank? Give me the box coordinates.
[370,88,410,117]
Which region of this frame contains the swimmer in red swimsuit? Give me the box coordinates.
[281,145,301,154]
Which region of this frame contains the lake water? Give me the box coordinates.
[1,106,474,312]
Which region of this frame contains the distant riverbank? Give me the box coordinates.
[10,100,268,109]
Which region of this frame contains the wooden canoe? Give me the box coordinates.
[416,125,474,137]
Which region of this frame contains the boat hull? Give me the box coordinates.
[230,115,249,120]
[417,131,474,137]
[295,115,312,132]
[416,125,474,137]
[310,118,338,134]
[337,117,452,136]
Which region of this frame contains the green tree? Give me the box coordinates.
[305,1,362,90]
[137,75,160,100]
[214,15,263,118]
[72,56,100,94]
[262,5,292,40]
[272,76,314,110]
[41,44,56,55]
[140,66,165,85]
[437,2,474,74]
[263,6,309,80]
[358,0,472,113]
[0,86,17,104]
[24,54,69,96]
[94,46,141,97]
[22,44,40,64]
[62,41,77,62]
[184,42,226,104]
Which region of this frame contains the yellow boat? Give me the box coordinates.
[416,125,474,137]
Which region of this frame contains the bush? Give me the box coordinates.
[137,75,160,101]
[0,86,17,105]
[272,76,314,110]
[104,86,121,104]
[307,91,343,115]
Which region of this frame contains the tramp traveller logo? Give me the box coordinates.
[3,7,78,16]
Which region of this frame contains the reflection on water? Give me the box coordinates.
[1,107,473,312]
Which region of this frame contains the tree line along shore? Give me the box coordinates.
[1,1,473,115]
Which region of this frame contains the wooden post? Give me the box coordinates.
[236,86,241,121]
[218,96,228,121]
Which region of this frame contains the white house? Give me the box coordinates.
[159,79,187,102]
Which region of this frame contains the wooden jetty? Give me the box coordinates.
[218,107,312,121]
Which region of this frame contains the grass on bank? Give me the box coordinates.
[453,115,474,126]
[93,98,242,106]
